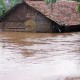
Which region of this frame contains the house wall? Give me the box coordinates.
[4,3,26,22]
[35,13,52,32]
[2,3,52,32]
[0,22,2,31]
[3,3,26,32]
[25,4,52,32]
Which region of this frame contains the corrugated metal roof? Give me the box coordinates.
[25,1,80,26]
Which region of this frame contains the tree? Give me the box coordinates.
[0,0,6,16]
[0,0,6,9]
[0,0,22,16]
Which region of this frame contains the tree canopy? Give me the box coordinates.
[0,0,22,16]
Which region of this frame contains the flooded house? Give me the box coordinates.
[0,0,80,32]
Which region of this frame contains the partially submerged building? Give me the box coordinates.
[0,0,80,32]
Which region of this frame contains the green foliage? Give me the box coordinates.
[0,0,22,16]
[10,0,17,8]
[10,0,22,8]
[16,0,22,3]
[0,0,6,9]
[44,0,56,4]
[78,4,80,13]
[75,0,80,2]
[76,0,80,13]
[0,0,6,16]
[0,9,3,16]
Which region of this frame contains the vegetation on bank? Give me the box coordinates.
[0,0,22,16]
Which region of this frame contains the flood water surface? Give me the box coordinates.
[0,32,80,80]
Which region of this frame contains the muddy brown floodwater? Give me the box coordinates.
[0,32,80,80]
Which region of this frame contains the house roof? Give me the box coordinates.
[25,1,80,26]
[0,1,80,26]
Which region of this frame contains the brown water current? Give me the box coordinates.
[0,32,80,80]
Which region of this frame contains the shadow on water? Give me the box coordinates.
[0,32,80,80]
